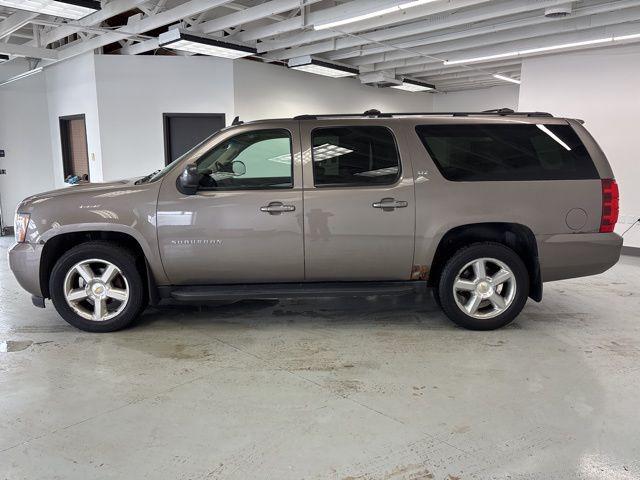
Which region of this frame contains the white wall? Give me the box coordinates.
[432,84,519,112]
[234,61,433,121]
[519,45,640,247]
[44,52,103,186]
[94,55,235,181]
[0,71,55,229]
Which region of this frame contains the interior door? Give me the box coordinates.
[157,123,304,285]
[60,114,90,180]
[164,113,226,165]
[300,121,416,281]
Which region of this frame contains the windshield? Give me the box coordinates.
[142,127,230,184]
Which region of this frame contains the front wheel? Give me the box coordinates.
[438,242,529,330]
[50,242,147,332]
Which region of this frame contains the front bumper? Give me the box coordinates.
[8,242,44,298]
[537,232,623,282]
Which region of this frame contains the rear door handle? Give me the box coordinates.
[372,198,408,210]
[260,202,296,214]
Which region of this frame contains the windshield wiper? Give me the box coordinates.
[135,170,161,185]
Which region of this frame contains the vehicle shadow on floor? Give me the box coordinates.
[133,293,483,332]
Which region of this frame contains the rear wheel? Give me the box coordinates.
[438,242,529,330]
[50,242,147,332]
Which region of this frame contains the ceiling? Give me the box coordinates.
[1,0,640,91]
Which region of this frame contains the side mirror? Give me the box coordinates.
[231,160,246,176]
[177,163,200,195]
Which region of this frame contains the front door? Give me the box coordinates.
[300,121,416,281]
[157,123,304,284]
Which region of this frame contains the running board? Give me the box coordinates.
[162,281,426,302]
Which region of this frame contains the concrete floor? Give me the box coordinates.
[1,237,639,480]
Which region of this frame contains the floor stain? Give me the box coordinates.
[0,340,33,352]
[115,339,217,360]
[343,463,434,480]
[328,379,364,395]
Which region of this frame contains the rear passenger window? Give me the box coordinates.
[312,126,401,187]
[415,124,598,181]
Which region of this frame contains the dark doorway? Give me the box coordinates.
[60,114,90,181]
[163,113,226,165]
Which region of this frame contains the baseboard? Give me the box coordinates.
[622,246,640,257]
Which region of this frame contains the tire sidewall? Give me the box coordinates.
[50,243,145,332]
[438,243,529,330]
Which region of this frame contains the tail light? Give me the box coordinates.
[600,179,619,233]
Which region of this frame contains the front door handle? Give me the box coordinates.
[260,202,296,214]
[372,198,408,211]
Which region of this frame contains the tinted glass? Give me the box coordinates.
[415,124,598,181]
[312,126,400,186]
[196,129,292,189]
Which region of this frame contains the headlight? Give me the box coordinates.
[14,213,30,243]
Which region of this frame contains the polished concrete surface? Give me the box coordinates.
[1,236,639,480]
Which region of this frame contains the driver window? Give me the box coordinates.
[196,129,293,190]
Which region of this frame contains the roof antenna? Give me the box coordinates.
[231,116,244,126]
[363,109,381,117]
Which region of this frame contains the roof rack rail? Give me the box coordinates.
[293,109,554,120]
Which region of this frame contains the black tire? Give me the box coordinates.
[437,242,529,330]
[430,286,442,308]
[49,241,147,332]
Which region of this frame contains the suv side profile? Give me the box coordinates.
[9,110,622,332]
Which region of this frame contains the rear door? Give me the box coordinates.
[300,120,416,281]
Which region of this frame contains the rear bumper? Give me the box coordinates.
[8,242,44,298]
[537,232,623,282]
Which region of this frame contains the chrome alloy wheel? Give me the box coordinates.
[63,259,130,321]
[452,257,516,320]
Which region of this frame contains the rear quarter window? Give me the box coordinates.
[415,123,599,181]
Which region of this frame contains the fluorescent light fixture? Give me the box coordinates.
[288,55,358,78]
[158,30,257,59]
[314,0,440,30]
[445,51,520,65]
[391,78,435,92]
[445,33,640,65]
[613,32,640,41]
[0,0,100,20]
[537,124,571,151]
[0,67,43,87]
[0,54,9,62]
[493,74,521,85]
[519,37,612,55]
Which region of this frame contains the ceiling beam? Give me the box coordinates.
[438,82,508,92]
[328,0,640,62]
[121,0,323,55]
[439,21,640,66]
[406,59,523,77]
[34,0,150,47]
[437,78,508,89]
[256,0,491,54]
[423,67,521,83]
[262,0,579,60]
[0,11,38,40]
[56,0,235,61]
[236,0,414,42]
[198,0,318,33]
[348,3,640,67]
[0,42,58,59]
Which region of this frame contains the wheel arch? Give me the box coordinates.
[39,229,157,302]
[428,222,542,302]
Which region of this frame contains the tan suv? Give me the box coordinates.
[9,109,622,332]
